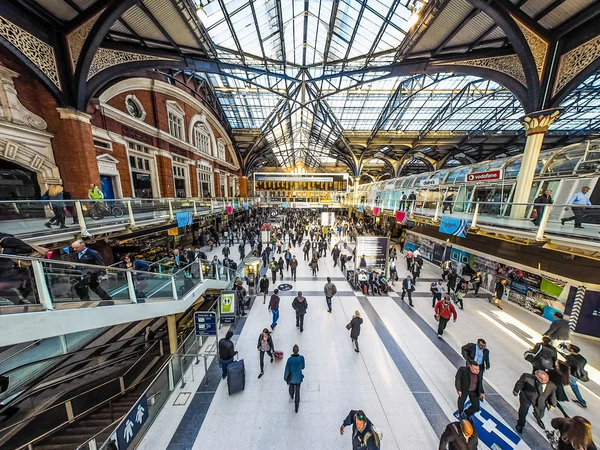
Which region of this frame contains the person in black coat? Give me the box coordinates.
[551,416,597,450]
[565,344,589,408]
[532,190,553,226]
[439,419,479,450]
[71,240,112,301]
[259,275,270,304]
[492,279,505,309]
[544,312,571,343]
[347,311,363,353]
[530,336,558,372]
[447,270,458,294]
[292,291,308,332]
[513,370,557,433]
[340,410,381,450]
[461,339,490,381]
[401,275,416,306]
[455,360,484,419]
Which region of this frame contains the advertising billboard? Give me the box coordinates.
[355,236,389,274]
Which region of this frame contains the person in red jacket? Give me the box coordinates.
[435,295,457,338]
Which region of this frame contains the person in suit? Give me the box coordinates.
[71,240,112,302]
[401,275,416,306]
[513,370,557,433]
[544,312,571,345]
[439,419,479,450]
[529,336,558,372]
[455,360,484,419]
[461,339,490,382]
[172,248,187,271]
[565,344,589,408]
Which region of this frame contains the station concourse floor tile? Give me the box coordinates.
[135,237,600,450]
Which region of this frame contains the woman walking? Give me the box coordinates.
[347,311,363,353]
[257,328,274,379]
[310,255,319,277]
[44,185,67,229]
[550,416,596,450]
[284,344,305,413]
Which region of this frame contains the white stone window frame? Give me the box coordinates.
[172,156,191,198]
[217,138,226,161]
[166,100,185,141]
[126,141,161,198]
[197,161,213,198]
[125,94,146,121]
[194,123,212,156]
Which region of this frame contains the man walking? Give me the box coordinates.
[290,255,298,282]
[292,291,308,332]
[435,295,457,338]
[461,339,490,382]
[324,277,336,313]
[455,360,484,419]
[339,410,381,449]
[401,275,415,306]
[259,274,269,304]
[565,344,588,408]
[431,279,446,307]
[71,240,112,302]
[561,186,591,228]
[270,257,278,284]
[513,370,557,433]
[439,419,478,450]
[284,344,305,413]
[268,289,280,330]
[543,312,570,346]
[218,330,238,380]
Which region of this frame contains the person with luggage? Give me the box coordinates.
[292,291,308,332]
[435,295,457,338]
[439,419,478,450]
[290,255,298,282]
[454,278,469,310]
[565,344,589,408]
[268,289,280,330]
[347,311,363,353]
[257,328,275,379]
[340,409,382,449]
[218,330,238,380]
[284,344,305,413]
[260,275,270,304]
[324,277,336,313]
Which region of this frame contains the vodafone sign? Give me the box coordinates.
[466,169,503,182]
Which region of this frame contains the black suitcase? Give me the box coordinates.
[227,359,245,395]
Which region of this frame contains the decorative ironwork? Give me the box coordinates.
[554,35,600,96]
[515,19,548,81]
[87,48,176,81]
[0,16,61,89]
[521,109,560,136]
[435,55,527,86]
[68,14,100,71]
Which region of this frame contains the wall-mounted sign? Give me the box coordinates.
[194,311,217,336]
[439,217,470,238]
[420,178,439,187]
[219,290,236,324]
[466,170,503,182]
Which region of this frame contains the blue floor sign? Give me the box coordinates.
[454,403,521,449]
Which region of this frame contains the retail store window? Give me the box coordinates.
[194,124,211,156]
[167,101,185,141]
[127,142,156,198]
[172,157,188,198]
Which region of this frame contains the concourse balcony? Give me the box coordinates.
[0,255,241,346]
[0,197,255,245]
[349,199,600,260]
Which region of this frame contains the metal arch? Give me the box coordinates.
[398,157,435,176]
[550,57,600,109]
[464,0,540,108]
[74,0,142,109]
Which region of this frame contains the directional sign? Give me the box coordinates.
[454,403,521,450]
[116,395,149,450]
[194,312,217,336]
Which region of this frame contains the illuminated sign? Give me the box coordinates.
[466,170,503,182]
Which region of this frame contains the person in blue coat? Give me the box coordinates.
[284,344,305,413]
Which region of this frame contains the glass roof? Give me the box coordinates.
[191,1,600,169]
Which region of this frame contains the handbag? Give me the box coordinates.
[434,314,440,322]
[346,322,352,330]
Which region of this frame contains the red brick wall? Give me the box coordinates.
[156,154,174,198]
[97,143,133,198]
[106,90,157,127]
[189,165,198,197]
[214,172,221,197]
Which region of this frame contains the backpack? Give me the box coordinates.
[430,282,437,293]
[364,425,382,448]
[331,284,337,295]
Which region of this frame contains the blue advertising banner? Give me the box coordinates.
[116,395,149,450]
[439,217,469,238]
[176,211,192,227]
[282,201,290,208]
[453,403,520,449]
[233,200,239,207]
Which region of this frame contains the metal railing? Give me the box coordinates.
[0,196,256,242]
[0,338,165,449]
[345,197,600,242]
[0,254,239,314]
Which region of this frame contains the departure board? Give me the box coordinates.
[253,173,348,192]
[355,236,389,274]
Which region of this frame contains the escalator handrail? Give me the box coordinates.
[0,340,161,435]
[0,340,43,367]
[0,336,165,415]
[0,332,165,378]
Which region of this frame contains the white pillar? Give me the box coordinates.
[510,109,560,219]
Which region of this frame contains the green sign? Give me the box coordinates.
[220,291,235,315]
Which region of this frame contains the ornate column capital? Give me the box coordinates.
[56,107,92,124]
[521,108,561,136]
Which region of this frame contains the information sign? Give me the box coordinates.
[453,404,520,450]
[194,311,217,336]
[219,290,236,324]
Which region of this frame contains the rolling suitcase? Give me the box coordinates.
[227,359,245,395]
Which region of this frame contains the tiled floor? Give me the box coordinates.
[137,239,600,450]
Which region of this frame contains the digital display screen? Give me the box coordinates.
[253,173,348,192]
[356,236,389,273]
